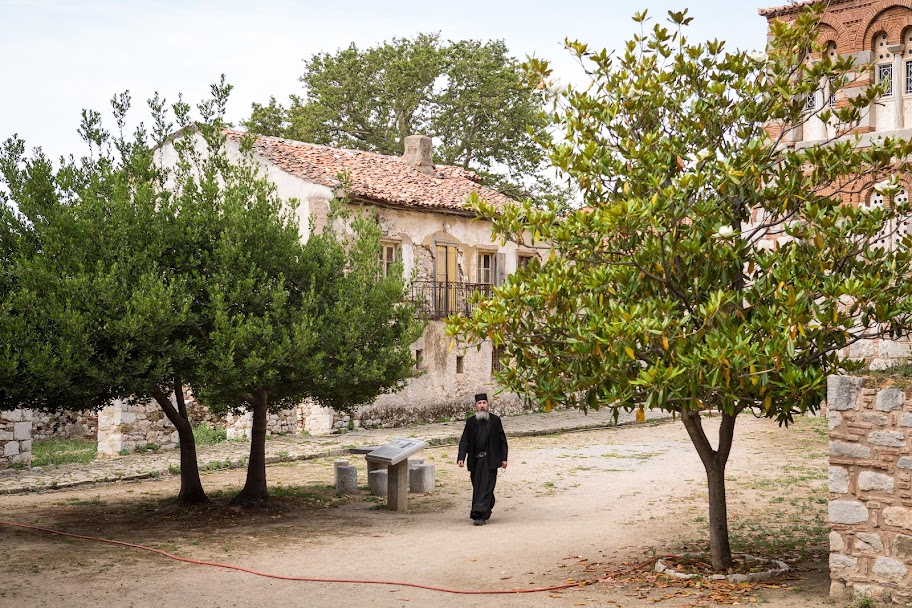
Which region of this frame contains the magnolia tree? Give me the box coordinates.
[448,7,912,569]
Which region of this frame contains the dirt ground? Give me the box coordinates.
[0,415,843,607]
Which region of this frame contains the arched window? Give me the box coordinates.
[874,32,894,96]
[826,41,838,107]
[895,187,911,244]
[904,27,912,94]
[864,184,908,249]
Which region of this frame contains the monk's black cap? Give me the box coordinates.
[474,393,488,402]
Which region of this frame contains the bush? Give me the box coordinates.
[193,423,227,446]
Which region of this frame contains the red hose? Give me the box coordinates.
[0,520,595,595]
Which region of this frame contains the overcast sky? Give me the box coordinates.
[1,0,774,161]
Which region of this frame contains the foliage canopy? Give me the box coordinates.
[449,7,912,568]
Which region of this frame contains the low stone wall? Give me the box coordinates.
[356,393,525,429]
[32,410,97,440]
[0,410,32,469]
[224,408,299,440]
[97,396,302,456]
[827,375,912,604]
[844,338,912,371]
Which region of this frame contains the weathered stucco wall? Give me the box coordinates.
[361,320,524,427]
[0,410,32,469]
[827,374,912,604]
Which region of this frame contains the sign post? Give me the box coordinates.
[365,438,428,512]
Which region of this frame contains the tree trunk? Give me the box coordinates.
[230,389,270,506]
[681,409,737,570]
[150,384,209,506]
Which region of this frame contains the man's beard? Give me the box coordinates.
[475,410,489,421]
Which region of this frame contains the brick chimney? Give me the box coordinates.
[402,134,435,175]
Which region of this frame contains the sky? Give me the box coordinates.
[0,0,775,161]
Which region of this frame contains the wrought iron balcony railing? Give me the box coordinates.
[410,280,492,320]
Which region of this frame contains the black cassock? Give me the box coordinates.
[458,414,509,521]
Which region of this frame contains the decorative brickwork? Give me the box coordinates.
[827,375,912,604]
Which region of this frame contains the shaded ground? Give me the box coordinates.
[0,415,839,607]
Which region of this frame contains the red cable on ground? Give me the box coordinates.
[0,520,596,595]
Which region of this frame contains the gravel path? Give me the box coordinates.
[0,407,669,494]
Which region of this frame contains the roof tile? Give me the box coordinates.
[225,130,515,213]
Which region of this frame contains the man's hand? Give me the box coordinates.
[457,460,464,467]
[501,461,508,470]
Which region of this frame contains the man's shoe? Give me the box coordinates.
[473,518,486,526]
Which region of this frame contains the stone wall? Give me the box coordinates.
[32,410,97,441]
[0,410,32,469]
[96,397,302,456]
[827,375,912,604]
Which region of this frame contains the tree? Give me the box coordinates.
[195,186,424,506]
[448,7,912,570]
[0,80,244,505]
[244,35,560,202]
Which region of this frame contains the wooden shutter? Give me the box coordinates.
[494,252,506,286]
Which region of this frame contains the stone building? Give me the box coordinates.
[153,130,546,434]
[760,3,912,603]
[760,0,912,370]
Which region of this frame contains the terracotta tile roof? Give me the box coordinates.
[224,130,515,214]
[758,0,827,18]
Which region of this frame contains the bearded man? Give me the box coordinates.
[457,393,508,526]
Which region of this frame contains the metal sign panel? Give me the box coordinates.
[365,438,428,465]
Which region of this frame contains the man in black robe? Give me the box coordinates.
[457,393,508,526]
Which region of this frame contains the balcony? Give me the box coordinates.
[410,280,492,319]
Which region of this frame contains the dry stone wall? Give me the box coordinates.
[32,410,97,440]
[828,375,912,604]
[0,410,32,469]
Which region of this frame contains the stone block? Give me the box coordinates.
[830,467,849,493]
[20,440,31,452]
[334,464,358,494]
[853,584,888,601]
[876,389,906,412]
[830,441,871,459]
[0,430,13,441]
[856,532,884,553]
[860,412,890,426]
[830,501,870,525]
[20,410,32,421]
[883,506,912,529]
[1,410,22,422]
[409,463,435,493]
[869,431,907,448]
[850,340,877,358]
[829,410,843,431]
[830,553,858,572]
[900,413,912,428]
[830,579,848,598]
[828,375,864,411]
[859,471,895,493]
[880,340,912,359]
[894,534,912,560]
[873,556,908,580]
[3,441,19,456]
[830,532,845,552]
[368,469,388,497]
[898,457,912,469]
[869,359,892,371]
[13,421,30,440]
